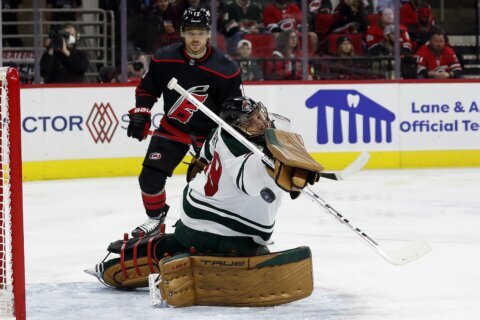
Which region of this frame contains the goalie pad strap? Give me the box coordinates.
[158,246,313,307]
[133,236,143,276]
[120,239,129,280]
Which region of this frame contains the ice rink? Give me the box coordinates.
[23,168,480,319]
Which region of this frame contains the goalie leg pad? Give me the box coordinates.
[158,246,314,307]
[102,256,161,289]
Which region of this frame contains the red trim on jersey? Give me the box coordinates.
[151,57,186,64]
[197,65,241,79]
[159,117,206,144]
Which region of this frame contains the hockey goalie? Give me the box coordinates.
[86,96,324,307]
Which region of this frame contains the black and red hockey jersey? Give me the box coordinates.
[135,42,242,142]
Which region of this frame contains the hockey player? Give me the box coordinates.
[87,97,324,307]
[126,6,243,238]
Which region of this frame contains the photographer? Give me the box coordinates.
[40,24,89,83]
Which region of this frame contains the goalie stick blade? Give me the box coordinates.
[321,151,370,181]
[383,240,432,266]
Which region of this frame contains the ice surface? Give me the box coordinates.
[24,168,480,319]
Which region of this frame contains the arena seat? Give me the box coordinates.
[242,34,276,57]
[316,13,334,41]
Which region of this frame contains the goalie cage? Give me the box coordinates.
[0,67,26,320]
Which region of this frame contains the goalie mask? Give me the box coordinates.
[220,97,273,141]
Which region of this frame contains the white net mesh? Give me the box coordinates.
[0,67,15,318]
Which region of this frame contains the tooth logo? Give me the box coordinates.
[347,94,360,108]
[306,90,395,144]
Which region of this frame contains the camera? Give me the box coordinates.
[48,28,71,50]
[132,61,144,71]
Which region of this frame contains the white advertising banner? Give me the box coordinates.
[20,82,480,163]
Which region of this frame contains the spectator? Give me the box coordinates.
[152,0,181,35]
[127,51,149,82]
[128,5,164,53]
[263,0,318,53]
[2,0,23,47]
[366,7,412,54]
[409,2,435,50]
[308,0,333,14]
[265,30,312,80]
[175,0,206,17]
[263,0,302,33]
[98,66,119,83]
[236,39,264,81]
[328,35,365,79]
[45,0,82,25]
[367,24,395,56]
[307,0,333,34]
[400,0,422,30]
[416,30,462,79]
[40,24,89,83]
[328,0,369,34]
[223,0,264,55]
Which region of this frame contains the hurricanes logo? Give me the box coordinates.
[168,85,209,124]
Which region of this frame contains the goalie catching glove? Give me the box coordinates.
[265,128,323,198]
[127,107,151,141]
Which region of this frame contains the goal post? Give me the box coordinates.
[0,67,26,320]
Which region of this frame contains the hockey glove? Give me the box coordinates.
[127,107,151,141]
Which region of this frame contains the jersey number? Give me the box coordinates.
[204,152,222,196]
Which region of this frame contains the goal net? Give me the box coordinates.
[0,67,25,320]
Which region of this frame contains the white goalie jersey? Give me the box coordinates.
[180,128,283,245]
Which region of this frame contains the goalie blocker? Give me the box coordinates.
[86,231,313,307]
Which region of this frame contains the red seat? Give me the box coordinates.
[242,34,276,58]
[215,33,226,52]
[327,33,364,55]
[316,13,334,40]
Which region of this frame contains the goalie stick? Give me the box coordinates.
[167,77,431,266]
[147,123,370,181]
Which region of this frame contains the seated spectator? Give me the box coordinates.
[152,0,180,35]
[308,0,333,14]
[265,30,312,80]
[328,35,366,79]
[367,24,395,56]
[98,66,120,83]
[366,7,412,54]
[40,24,89,83]
[263,0,302,33]
[236,39,264,81]
[328,0,369,34]
[307,0,333,34]
[263,0,318,53]
[175,0,207,17]
[127,51,149,82]
[409,2,435,50]
[400,0,422,31]
[2,0,23,47]
[416,30,462,79]
[128,5,164,53]
[223,0,264,55]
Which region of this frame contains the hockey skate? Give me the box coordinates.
[131,205,169,238]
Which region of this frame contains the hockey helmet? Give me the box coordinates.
[181,7,211,32]
[220,97,272,139]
